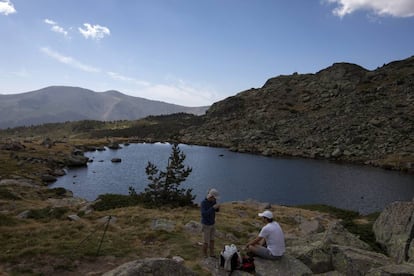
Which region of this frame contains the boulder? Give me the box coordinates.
[184,220,202,234]
[65,154,89,167]
[330,245,392,275]
[323,222,371,250]
[151,218,175,232]
[41,174,57,183]
[366,263,414,275]
[67,214,81,221]
[0,141,25,151]
[0,179,37,187]
[254,254,313,276]
[288,242,333,273]
[287,221,374,273]
[102,258,197,276]
[373,201,414,263]
[299,218,324,235]
[108,142,121,150]
[199,257,248,276]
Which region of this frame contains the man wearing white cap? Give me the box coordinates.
[246,210,285,260]
[200,188,220,258]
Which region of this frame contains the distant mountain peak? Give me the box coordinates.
[0,86,208,129]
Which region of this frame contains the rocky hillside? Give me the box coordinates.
[0,86,208,129]
[181,56,414,172]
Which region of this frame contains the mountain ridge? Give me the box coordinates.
[0,86,208,128]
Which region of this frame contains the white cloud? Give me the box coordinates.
[0,0,16,15]
[44,18,56,25]
[44,18,69,37]
[40,47,100,73]
[326,0,414,18]
[107,72,151,87]
[138,78,219,106]
[79,23,110,40]
[106,72,215,106]
[51,25,68,36]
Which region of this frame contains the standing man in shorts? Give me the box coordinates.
[200,188,220,258]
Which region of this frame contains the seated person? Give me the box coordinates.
[246,210,285,260]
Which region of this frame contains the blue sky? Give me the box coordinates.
[1,0,414,106]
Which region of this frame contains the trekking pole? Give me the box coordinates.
[70,223,101,258]
[96,215,111,256]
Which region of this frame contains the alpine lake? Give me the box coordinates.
[51,143,414,215]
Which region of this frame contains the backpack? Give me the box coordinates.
[241,256,255,273]
[219,244,242,272]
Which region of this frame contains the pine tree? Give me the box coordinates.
[139,144,194,207]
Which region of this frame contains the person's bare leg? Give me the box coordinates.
[210,240,215,257]
[203,243,208,258]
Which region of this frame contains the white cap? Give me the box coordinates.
[207,188,219,199]
[258,210,273,219]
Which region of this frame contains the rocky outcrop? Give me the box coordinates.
[65,149,89,167]
[330,245,392,275]
[102,258,197,276]
[254,255,312,276]
[366,263,414,275]
[181,56,414,172]
[373,200,414,263]
[0,141,26,151]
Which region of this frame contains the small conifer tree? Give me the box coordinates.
[137,144,194,207]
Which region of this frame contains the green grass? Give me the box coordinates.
[0,187,21,200]
[92,194,141,211]
[27,207,69,221]
[0,213,19,226]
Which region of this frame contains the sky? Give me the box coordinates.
[1,0,414,107]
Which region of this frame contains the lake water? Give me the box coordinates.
[51,143,414,214]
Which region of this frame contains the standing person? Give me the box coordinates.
[246,210,285,260]
[200,188,220,258]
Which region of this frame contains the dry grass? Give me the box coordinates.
[0,184,337,276]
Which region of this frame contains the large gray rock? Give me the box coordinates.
[289,242,333,274]
[373,201,414,263]
[331,245,392,275]
[151,218,175,232]
[65,154,89,167]
[0,179,37,187]
[254,254,313,276]
[184,220,202,234]
[199,257,250,276]
[366,263,414,275]
[322,222,371,250]
[287,221,372,273]
[102,258,197,276]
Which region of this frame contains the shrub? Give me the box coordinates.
[136,144,195,208]
[27,207,69,220]
[0,187,21,200]
[92,193,141,211]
